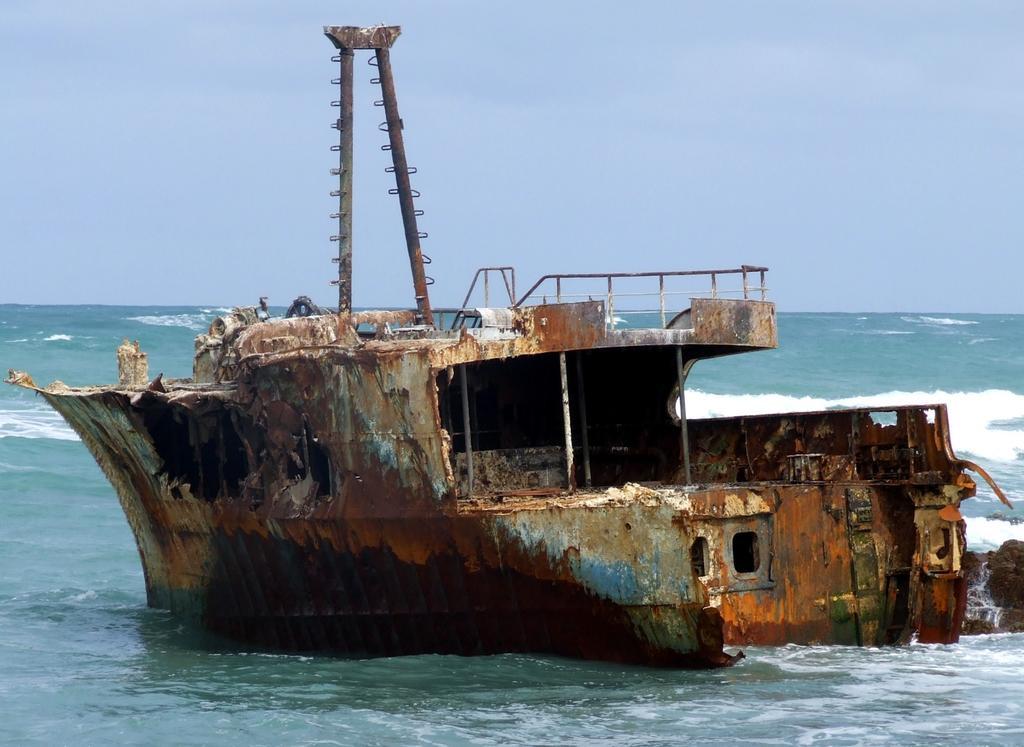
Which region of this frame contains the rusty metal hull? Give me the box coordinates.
[32,383,734,668]
[6,297,986,665]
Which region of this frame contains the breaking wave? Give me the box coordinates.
[0,408,77,441]
[854,330,914,335]
[901,315,978,327]
[126,314,210,331]
[42,334,73,341]
[965,516,1024,551]
[686,389,1024,463]
[0,461,47,474]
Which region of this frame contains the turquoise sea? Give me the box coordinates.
[2,306,1024,745]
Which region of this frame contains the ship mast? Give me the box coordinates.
[324,25,434,326]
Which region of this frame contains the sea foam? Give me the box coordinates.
[965,516,1024,551]
[687,389,1024,463]
[901,315,978,326]
[42,334,73,341]
[0,408,77,441]
[126,314,210,331]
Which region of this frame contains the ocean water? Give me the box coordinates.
[2,306,1023,745]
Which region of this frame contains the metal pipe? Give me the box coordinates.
[460,365,473,495]
[335,49,354,312]
[574,353,591,487]
[456,266,516,312]
[375,46,434,326]
[606,277,614,329]
[559,352,576,491]
[659,274,666,327]
[676,348,691,484]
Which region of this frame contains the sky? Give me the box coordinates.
[1,1,1022,312]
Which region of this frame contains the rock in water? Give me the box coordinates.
[961,550,997,635]
[988,540,1024,609]
[962,540,1024,634]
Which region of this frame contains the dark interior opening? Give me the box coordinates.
[281,420,333,499]
[134,399,252,502]
[691,537,708,577]
[884,569,912,644]
[439,354,564,453]
[199,434,221,500]
[732,531,760,573]
[138,402,198,490]
[285,448,305,481]
[221,412,249,490]
[305,422,332,498]
[436,347,686,491]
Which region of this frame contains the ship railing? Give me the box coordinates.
[513,266,770,330]
[443,267,517,330]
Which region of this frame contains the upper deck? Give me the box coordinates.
[201,265,777,379]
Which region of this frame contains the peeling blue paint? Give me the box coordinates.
[496,512,687,606]
[569,556,647,604]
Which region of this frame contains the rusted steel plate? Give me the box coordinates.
[4,289,976,662]
[689,298,777,348]
[323,25,400,50]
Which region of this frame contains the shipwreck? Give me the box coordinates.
[7,25,1011,668]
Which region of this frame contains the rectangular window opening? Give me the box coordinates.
[691,537,708,577]
[732,531,760,574]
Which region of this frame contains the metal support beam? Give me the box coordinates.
[334,49,354,312]
[574,353,592,487]
[676,348,692,484]
[375,45,434,326]
[460,365,473,496]
[559,352,576,492]
[323,25,399,311]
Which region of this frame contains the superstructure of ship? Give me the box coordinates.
[8,25,1010,667]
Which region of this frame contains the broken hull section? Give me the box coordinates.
[686,407,975,646]
[39,389,732,668]
[35,366,972,665]
[10,294,986,666]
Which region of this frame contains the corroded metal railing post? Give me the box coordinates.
[659,274,666,327]
[560,352,576,491]
[676,348,692,484]
[606,277,614,330]
[460,365,474,495]
[375,46,434,326]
